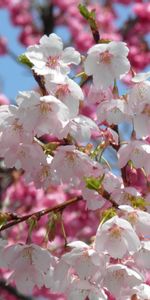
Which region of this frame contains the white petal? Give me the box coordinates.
[62,47,81,65]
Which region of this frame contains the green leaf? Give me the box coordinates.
[26,215,38,234]
[78,4,90,19]
[46,213,60,242]
[0,216,7,229]
[85,175,104,191]
[101,208,116,224]
[130,196,147,209]
[18,54,33,68]
[78,4,99,43]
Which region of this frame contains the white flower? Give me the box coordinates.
[133,241,150,270]
[17,91,70,138]
[132,71,150,83]
[119,205,150,237]
[84,41,130,89]
[3,243,56,294]
[25,33,81,76]
[81,185,106,210]
[103,264,143,298]
[67,277,107,300]
[51,145,103,186]
[96,98,130,125]
[94,216,141,258]
[127,80,150,114]
[45,74,84,118]
[61,241,106,281]
[118,141,150,175]
[0,238,7,267]
[130,284,150,300]
[61,115,99,143]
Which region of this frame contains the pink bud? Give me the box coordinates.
[0,37,7,55]
[0,94,9,104]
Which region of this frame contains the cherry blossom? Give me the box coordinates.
[94,216,141,258]
[66,277,107,300]
[103,264,143,299]
[84,41,130,89]
[25,33,81,76]
[0,12,150,299]
[51,145,103,186]
[126,283,150,300]
[60,241,106,282]
[81,185,106,210]
[119,205,150,237]
[133,241,150,270]
[2,243,56,294]
[96,98,130,125]
[16,91,70,138]
[45,75,84,118]
[62,115,99,143]
[127,79,150,114]
[118,141,150,175]
[132,71,150,83]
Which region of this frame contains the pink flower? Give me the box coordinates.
[45,75,83,118]
[84,41,130,89]
[119,205,150,237]
[17,91,70,138]
[51,145,103,186]
[3,243,56,294]
[118,141,150,175]
[25,33,81,76]
[94,216,141,258]
[103,264,143,298]
[0,94,9,105]
[0,37,7,55]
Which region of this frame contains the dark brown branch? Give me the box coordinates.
[0,196,83,232]
[0,279,33,300]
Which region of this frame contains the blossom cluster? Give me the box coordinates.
[1,210,150,299]
[0,30,150,300]
[0,0,150,72]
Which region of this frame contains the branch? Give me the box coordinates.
[0,196,83,232]
[0,279,33,300]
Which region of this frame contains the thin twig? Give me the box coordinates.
[0,279,33,300]
[0,196,83,232]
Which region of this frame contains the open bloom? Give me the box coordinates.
[118,141,150,175]
[96,98,130,125]
[103,264,143,298]
[67,276,107,300]
[119,205,150,237]
[84,41,130,89]
[61,115,99,143]
[45,75,84,118]
[94,216,141,258]
[25,33,81,76]
[17,91,70,138]
[51,145,103,186]
[3,243,56,294]
[133,241,150,270]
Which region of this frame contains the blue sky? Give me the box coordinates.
[0,4,149,102]
[0,9,35,101]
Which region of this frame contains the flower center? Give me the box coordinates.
[22,247,33,264]
[99,50,113,64]
[109,224,122,238]
[127,212,138,225]
[56,84,70,99]
[40,165,49,181]
[46,55,59,69]
[114,269,125,280]
[40,102,52,113]
[13,119,23,131]
[66,151,76,163]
